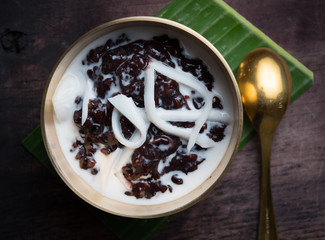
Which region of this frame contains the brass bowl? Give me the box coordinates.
[41,16,243,218]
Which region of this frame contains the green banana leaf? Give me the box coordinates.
[157,0,313,150]
[22,0,313,239]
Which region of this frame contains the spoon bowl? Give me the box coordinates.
[237,48,292,240]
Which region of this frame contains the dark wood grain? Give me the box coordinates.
[1,0,324,239]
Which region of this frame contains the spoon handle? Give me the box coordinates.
[258,134,278,240]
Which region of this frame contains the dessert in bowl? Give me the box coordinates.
[41,16,243,218]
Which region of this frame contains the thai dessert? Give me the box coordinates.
[52,29,233,205]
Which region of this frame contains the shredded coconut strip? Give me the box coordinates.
[109,94,150,149]
[82,76,96,125]
[114,147,134,191]
[144,60,215,152]
[155,108,230,123]
[99,147,134,192]
[53,72,86,123]
[99,148,123,192]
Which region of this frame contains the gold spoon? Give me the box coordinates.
[236,48,292,240]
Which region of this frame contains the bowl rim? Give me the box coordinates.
[41,16,243,218]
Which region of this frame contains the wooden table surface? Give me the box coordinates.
[1,0,324,239]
